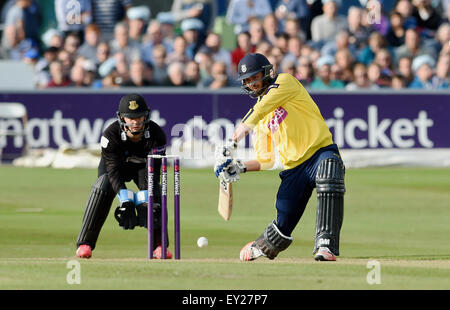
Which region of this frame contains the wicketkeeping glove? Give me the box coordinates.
[114,189,138,230]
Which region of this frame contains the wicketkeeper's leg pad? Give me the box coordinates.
[314,158,345,256]
[254,221,293,259]
[77,174,116,250]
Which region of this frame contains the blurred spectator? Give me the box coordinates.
[270,45,284,66]
[409,54,446,88]
[231,32,253,74]
[430,23,450,56]
[386,12,406,48]
[444,1,450,23]
[310,55,345,89]
[96,41,111,66]
[2,0,42,59]
[200,61,239,89]
[284,17,307,42]
[47,60,72,87]
[141,20,174,65]
[94,57,117,81]
[263,13,280,45]
[397,55,414,85]
[78,24,101,63]
[165,61,191,86]
[151,44,169,85]
[309,48,322,67]
[94,63,121,88]
[157,12,177,46]
[180,18,205,59]
[83,59,97,86]
[91,0,132,42]
[391,74,407,89]
[23,47,39,65]
[168,0,216,32]
[295,55,314,87]
[63,32,81,57]
[226,0,273,34]
[204,32,232,74]
[248,17,268,49]
[282,36,302,63]
[378,69,393,88]
[411,0,442,32]
[275,32,290,54]
[266,54,279,74]
[433,53,450,87]
[321,29,357,58]
[42,28,64,49]
[334,48,354,84]
[280,58,296,75]
[274,0,309,34]
[367,62,382,86]
[127,6,151,42]
[255,40,272,56]
[112,52,130,84]
[374,48,395,76]
[70,60,87,87]
[110,22,140,64]
[347,6,371,50]
[123,59,154,86]
[184,60,201,86]
[346,62,379,90]
[166,36,190,64]
[55,0,92,40]
[35,46,59,88]
[358,32,386,65]
[395,28,436,61]
[195,47,214,82]
[395,0,418,30]
[58,49,74,76]
[310,0,347,43]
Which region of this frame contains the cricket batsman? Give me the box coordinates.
[214,53,345,261]
[76,93,172,259]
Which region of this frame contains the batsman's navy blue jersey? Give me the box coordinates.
[99,120,166,194]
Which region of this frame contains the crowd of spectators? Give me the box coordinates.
[0,0,449,90]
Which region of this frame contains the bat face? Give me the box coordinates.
[218,179,233,221]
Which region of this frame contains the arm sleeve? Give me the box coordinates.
[252,122,275,170]
[242,74,297,128]
[101,134,127,194]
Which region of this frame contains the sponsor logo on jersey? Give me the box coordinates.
[268,107,288,133]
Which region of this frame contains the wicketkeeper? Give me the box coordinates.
[214,53,345,261]
[76,93,172,259]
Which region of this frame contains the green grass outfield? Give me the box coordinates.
[0,166,449,290]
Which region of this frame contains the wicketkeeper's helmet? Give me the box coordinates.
[117,93,150,139]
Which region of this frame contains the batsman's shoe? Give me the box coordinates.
[76,244,92,259]
[153,246,173,259]
[239,241,265,261]
[314,247,336,261]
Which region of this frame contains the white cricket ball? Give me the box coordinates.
[197,237,208,248]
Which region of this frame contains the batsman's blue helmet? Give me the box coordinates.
[237,53,274,98]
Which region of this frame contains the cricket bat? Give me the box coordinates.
[218,179,233,221]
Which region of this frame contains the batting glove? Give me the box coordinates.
[219,159,247,183]
[214,139,238,177]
